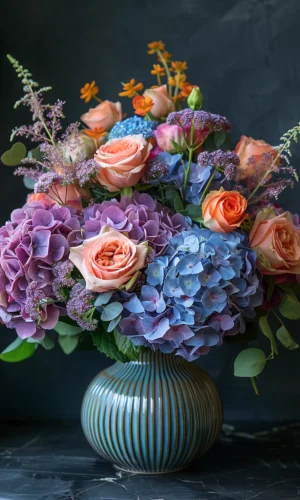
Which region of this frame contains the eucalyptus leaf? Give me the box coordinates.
[234,348,267,378]
[54,320,83,336]
[58,335,79,354]
[276,325,299,350]
[279,289,300,320]
[1,142,27,166]
[0,338,37,363]
[101,302,123,322]
[259,316,278,356]
[214,131,226,148]
[23,176,35,190]
[94,291,113,307]
[174,196,184,213]
[39,334,55,350]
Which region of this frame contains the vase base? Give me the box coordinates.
[113,463,189,475]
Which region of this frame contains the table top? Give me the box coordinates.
[0,420,300,500]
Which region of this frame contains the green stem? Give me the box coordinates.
[198,166,218,206]
[251,377,259,395]
[156,49,172,97]
[183,119,195,199]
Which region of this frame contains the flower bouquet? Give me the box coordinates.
[1,41,300,473]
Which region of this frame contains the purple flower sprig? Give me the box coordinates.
[167,109,231,132]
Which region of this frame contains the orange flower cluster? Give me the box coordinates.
[147,41,165,54]
[84,127,107,140]
[151,64,165,76]
[132,95,154,116]
[119,79,144,98]
[80,81,100,103]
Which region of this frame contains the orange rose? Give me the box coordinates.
[81,100,122,131]
[202,188,247,233]
[69,226,148,292]
[143,85,174,119]
[94,134,152,192]
[249,208,300,275]
[235,135,278,183]
[27,192,55,207]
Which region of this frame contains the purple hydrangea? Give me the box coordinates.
[0,201,82,340]
[83,192,189,256]
[114,226,263,361]
[167,109,231,132]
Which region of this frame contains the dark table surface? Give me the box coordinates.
[0,420,300,500]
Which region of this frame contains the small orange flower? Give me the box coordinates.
[148,41,165,54]
[132,95,154,116]
[151,64,165,76]
[80,81,99,103]
[179,82,198,99]
[84,127,107,140]
[119,79,144,98]
[168,73,187,87]
[171,61,188,72]
[159,50,172,62]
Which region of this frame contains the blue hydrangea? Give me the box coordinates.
[108,116,158,140]
[111,226,263,361]
[149,152,230,204]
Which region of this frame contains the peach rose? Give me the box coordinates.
[69,226,148,292]
[47,182,91,210]
[235,135,278,183]
[249,208,300,275]
[27,192,55,207]
[202,188,247,233]
[143,85,174,119]
[95,134,152,192]
[81,100,122,131]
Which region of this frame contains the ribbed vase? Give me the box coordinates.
[81,350,222,474]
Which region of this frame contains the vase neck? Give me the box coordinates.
[133,349,188,367]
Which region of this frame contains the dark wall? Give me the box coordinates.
[1,0,300,422]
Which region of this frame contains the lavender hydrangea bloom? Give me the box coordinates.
[167,109,231,132]
[0,201,82,339]
[83,192,189,256]
[114,226,263,361]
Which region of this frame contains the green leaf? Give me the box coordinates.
[276,325,299,350]
[214,131,226,148]
[101,302,123,321]
[39,334,55,350]
[165,188,179,201]
[174,196,184,212]
[92,329,128,363]
[120,187,132,197]
[1,142,27,166]
[279,289,300,320]
[30,147,44,162]
[234,348,267,378]
[58,335,79,354]
[0,338,37,363]
[185,204,203,222]
[54,320,83,336]
[23,176,35,190]
[114,330,143,361]
[259,316,278,356]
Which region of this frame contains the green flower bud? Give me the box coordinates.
[187,87,203,111]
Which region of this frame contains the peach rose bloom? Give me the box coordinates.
[69,226,148,292]
[250,208,300,275]
[95,134,152,192]
[42,182,91,211]
[27,192,55,207]
[235,135,278,183]
[143,85,174,119]
[202,187,247,233]
[81,100,122,131]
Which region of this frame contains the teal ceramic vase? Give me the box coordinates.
[81,350,222,474]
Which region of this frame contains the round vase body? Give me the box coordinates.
[81,351,222,474]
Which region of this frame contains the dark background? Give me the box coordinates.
[1,0,300,422]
